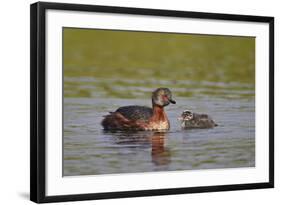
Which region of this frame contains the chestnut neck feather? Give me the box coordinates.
[151,104,167,122]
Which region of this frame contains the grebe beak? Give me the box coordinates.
[169,99,176,104]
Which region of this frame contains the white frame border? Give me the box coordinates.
[46,9,269,196]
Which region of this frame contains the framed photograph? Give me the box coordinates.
[30,1,274,203]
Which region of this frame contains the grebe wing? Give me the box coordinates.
[116,106,153,121]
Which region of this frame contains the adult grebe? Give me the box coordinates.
[101,88,176,131]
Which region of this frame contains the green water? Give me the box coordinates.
[63,28,255,176]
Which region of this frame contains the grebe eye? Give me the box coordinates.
[163,95,169,100]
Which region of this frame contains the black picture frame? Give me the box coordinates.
[30,1,274,203]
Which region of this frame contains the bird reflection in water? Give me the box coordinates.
[150,132,171,166]
[105,130,171,167]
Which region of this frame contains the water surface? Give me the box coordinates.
[63,80,255,176]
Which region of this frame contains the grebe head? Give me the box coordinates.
[152,88,176,107]
[178,110,193,121]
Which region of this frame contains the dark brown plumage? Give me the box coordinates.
[116,106,153,122]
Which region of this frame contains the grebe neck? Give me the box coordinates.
[151,104,167,121]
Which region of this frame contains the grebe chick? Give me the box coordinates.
[178,110,218,129]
